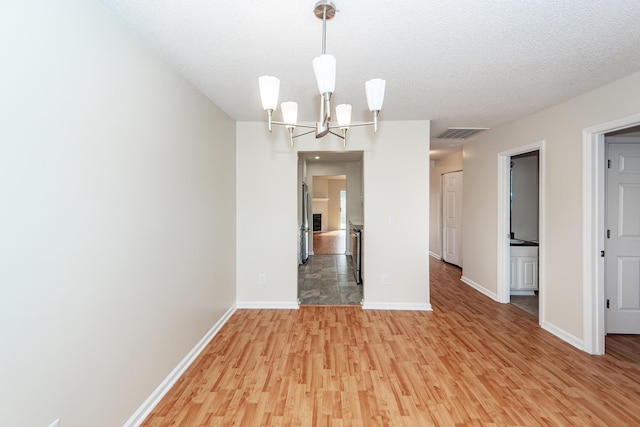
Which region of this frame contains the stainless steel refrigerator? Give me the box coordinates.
[299,182,310,264]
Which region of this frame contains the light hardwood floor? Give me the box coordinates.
[142,258,640,426]
[313,230,346,255]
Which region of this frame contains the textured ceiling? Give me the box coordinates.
[101,0,640,159]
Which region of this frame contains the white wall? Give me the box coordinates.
[236,124,298,306]
[429,151,463,257]
[346,161,365,225]
[313,176,330,198]
[463,70,640,346]
[312,176,330,230]
[0,2,236,426]
[311,175,346,232]
[328,179,346,230]
[237,121,430,309]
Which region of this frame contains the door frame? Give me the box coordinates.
[497,141,545,325]
[583,113,640,355]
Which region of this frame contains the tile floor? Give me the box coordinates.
[299,253,538,313]
[510,293,539,318]
[298,254,362,305]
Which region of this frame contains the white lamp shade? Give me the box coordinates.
[258,75,280,111]
[365,78,386,112]
[335,104,352,128]
[281,101,298,127]
[312,55,336,95]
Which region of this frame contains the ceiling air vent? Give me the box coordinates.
[436,127,489,139]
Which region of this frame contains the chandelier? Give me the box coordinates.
[258,1,386,146]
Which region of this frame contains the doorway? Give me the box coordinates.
[297,151,364,305]
[497,141,545,323]
[584,115,640,355]
[508,151,540,318]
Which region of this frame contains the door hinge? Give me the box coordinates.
[601,250,605,257]
[607,229,610,239]
[608,159,611,169]
[606,299,610,309]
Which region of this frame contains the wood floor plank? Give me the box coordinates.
[313,230,347,255]
[141,258,640,426]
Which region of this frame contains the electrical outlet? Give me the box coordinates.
[49,419,60,427]
[389,215,397,225]
[382,274,390,285]
[258,274,266,285]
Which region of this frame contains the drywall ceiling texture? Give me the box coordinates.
[236,121,430,309]
[0,1,236,426]
[101,0,640,158]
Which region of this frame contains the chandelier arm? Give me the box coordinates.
[271,121,317,130]
[286,128,317,146]
[293,123,318,130]
[328,121,373,129]
[327,130,343,139]
[327,130,348,147]
[339,111,379,132]
[292,129,316,139]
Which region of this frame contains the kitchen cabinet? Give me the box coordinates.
[510,245,538,295]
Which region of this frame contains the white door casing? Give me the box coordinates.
[497,141,544,314]
[442,171,463,267]
[605,141,640,334]
[583,115,640,355]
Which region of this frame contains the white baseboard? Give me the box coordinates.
[459,276,586,352]
[236,301,299,309]
[541,319,585,352]
[123,304,237,427]
[363,302,432,311]
[429,251,441,260]
[460,276,499,302]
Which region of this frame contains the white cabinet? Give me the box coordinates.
[510,246,538,295]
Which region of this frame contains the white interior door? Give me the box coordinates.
[606,141,640,334]
[442,171,463,267]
